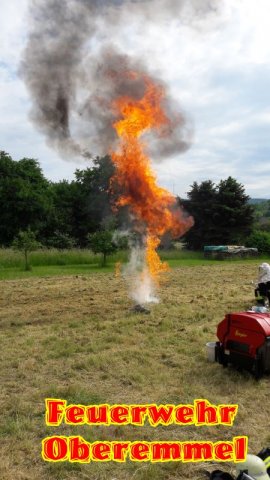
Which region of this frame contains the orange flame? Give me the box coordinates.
[115,261,122,277]
[146,235,170,282]
[111,73,193,283]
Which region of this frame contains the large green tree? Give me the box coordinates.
[44,180,79,246]
[181,180,218,250]
[182,176,254,249]
[214,176,254,244]
[0,151,53,246]
[72,155,116,246]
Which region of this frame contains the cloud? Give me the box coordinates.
[0,0,270,198]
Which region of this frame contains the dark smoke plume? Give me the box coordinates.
[21,0,220,160]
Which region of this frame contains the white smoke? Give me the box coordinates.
[123,243,159,305]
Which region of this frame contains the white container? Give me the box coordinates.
[206,342,216,362]
[251,305,268,313]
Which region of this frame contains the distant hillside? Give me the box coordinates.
[249,198,270,205]
[250,199,270,232]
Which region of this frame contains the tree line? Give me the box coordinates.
[1,150,269,253]
[0,150,114,249]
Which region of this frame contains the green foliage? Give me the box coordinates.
[251,199,270,232]
[0,152,117,248]
[87,230,117,266]
[251,199,270,217]
[1,151,263,256]
[216,177,254,243]
[181,180,217,249]
[182,176,255,249]
[12,229,41,270]
[47,231,76,249]
[246,230,270,254]
[43,180,79,245]
[73,156,116,246]
[0,151,53,246]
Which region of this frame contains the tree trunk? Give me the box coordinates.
[24,249,29,271]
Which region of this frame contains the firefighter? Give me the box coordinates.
[254,263,270,306]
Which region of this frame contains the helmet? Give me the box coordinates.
[236,454,270,480]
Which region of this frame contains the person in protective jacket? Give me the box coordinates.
[254,263,270,306]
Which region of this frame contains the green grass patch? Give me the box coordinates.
[0,248,129,269]
[0,248,269,280]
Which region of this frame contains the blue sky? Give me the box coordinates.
[1,0,270,198]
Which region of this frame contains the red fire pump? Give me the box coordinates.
[215,312,270,379]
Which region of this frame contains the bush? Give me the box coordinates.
[246,230,270,254]
[12,228,41,270]
[87,231,117,266]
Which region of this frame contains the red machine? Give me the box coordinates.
[216,312,270,379]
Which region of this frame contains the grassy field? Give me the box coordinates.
[0,248,203,268]
[0,261,269,480]
[0,248,268,280]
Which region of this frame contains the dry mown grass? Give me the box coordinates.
[0,264,269,480]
